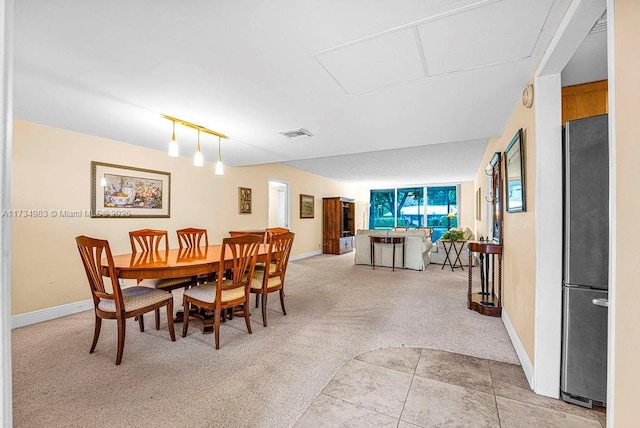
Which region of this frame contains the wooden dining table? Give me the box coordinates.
[102,244,272,333]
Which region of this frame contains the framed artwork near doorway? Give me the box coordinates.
[300,194,314,218]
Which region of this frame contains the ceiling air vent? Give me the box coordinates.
[279,128,313,139]
[590,11,607,34]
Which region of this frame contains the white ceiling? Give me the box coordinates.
[14,0,581,187]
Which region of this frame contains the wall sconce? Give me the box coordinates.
[484,162,493,176]
[162,114,228,174]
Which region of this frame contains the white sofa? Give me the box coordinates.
[429,227,475,266]
[353,229,433,271]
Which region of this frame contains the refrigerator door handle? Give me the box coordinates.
[592,298,609,308]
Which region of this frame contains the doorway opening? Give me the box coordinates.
[268,179,290,228]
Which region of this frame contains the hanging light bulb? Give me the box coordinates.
[168,120,179,157]
[193,130,204,166]
[215,136,224,175]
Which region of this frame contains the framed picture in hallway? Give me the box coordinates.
[300,194,314,218]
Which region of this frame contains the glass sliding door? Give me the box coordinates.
[397,187,424,228]
[370,189,395,230]
[426,185,458,241]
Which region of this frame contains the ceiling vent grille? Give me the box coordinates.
[590,11,607,34]
[279,128,313,139]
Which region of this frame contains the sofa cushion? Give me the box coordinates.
[353,229,433,271]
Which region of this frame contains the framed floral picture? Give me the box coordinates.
[91,161,170,218]
[300,194,314,218]
[239,187,252,214]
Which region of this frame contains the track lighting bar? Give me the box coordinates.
[162,114,229,140]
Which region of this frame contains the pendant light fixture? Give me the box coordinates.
[168,120,179,157]
[215,136,224,175]
[193,130,204,167]
[162,114,229,171]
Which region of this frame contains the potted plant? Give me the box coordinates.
[441,229,465,241]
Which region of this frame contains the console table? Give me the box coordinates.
[369,235,405,271]
[467,240,503,317]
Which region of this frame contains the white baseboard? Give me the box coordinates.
[502,308,535,389]
[12,299,93,329]
[290,249,322,261]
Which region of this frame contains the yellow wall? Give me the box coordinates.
[11,120,368,315]
[612,0,640,423]
[459,181,474,231]
[473,91,537,362]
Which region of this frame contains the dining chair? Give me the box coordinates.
[129,229,194,329]
[251,231,294,327]
[256,227,290,269]
[75,235,176,365]
[177,227,209,248]
[182,234,262,349]
[177,227,211,283]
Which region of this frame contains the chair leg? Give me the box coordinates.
[279,289,287,316]
[262,293,268,327]
[255,293,259,308]
[245,302,253,334]
[138,314,145,332]
[116,316,126,365]
[166,300,176,341]
[182,297,190,337]
[214,307,221,350]
[155,308,160,330]
[90,315,102,353]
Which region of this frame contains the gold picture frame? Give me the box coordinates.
[300,194,314,218]
[91,161,170,218]
[239,187,252,214]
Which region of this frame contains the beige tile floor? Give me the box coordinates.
[295,347,606,427]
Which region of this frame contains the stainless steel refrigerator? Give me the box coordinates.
[561,113,608,408]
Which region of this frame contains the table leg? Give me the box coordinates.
[442,242,452,270]
[392,243,396,271]
[479,252,486,296]
[371,241,375,270]
[452,242,465,271]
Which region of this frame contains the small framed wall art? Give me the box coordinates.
[238,187,252,214]
[300,194,314,218]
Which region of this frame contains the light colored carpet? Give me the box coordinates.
[11,253,518,427]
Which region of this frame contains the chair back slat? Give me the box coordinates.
[75,235,122,307]
[265,232,295,281]
[218,234,261,293]
[177,228,209,249]
[129,229,169,253]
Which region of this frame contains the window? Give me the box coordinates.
[397,187,424,228]
[426,186,458,241]
[369,185,458,238]
[369,189,395,230]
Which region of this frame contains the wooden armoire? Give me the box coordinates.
[322,197,355,254]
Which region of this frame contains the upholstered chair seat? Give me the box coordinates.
[98,286,175,313]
